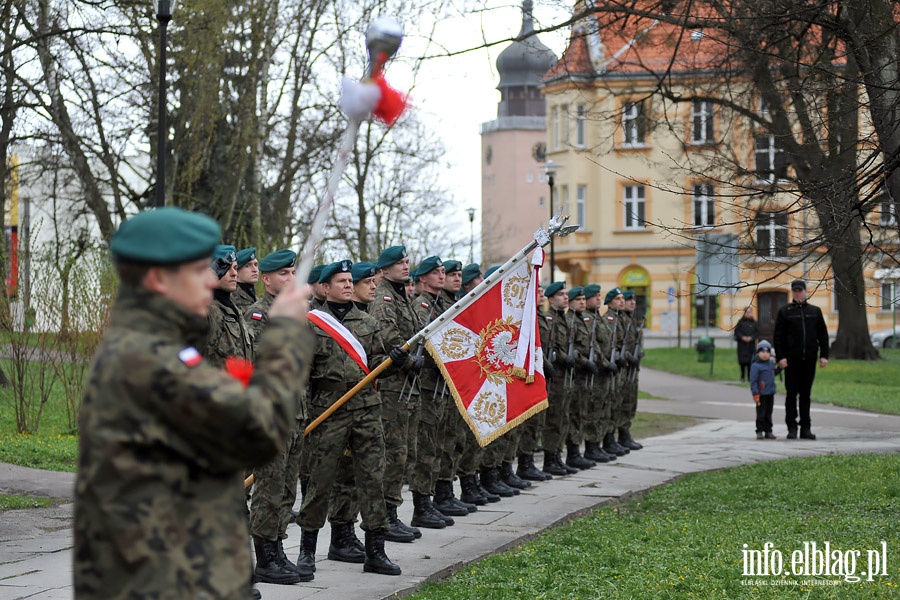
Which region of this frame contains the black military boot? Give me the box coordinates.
[517,453,551,481]
[363,530,402,576]
[603,432,629,456]
[566,443,597,469]
[584,441,614,463]
[480,466,518,497]
[475,472,502,503]
[459,474,491,505]
[275,538,300,575]
[328,522,366,564]
[384,506,416,543]
[411,491,449,529]
[434,479,472,515]
[500,461,531,489]
[542,450,569,476]
[251,588,262,599]
[799,427,817,440]
[618,427,643,450]
[254,537,304,584]
[295,529,318,580]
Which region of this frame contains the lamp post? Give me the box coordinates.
[153,0,176,208]
[466,207,476,264]
[544,160,562,279]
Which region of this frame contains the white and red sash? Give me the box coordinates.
[308,309,370,375]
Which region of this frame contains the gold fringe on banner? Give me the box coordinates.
[511,366,527,380]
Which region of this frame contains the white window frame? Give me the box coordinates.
[560,104,569,147]
[576,104,586,147]
[623,185,646,229]
[576,185,587,230]
[754,134,787,183]
[880,199,897,226]
[881,282,899,312]
[622,101,645,146]
[755,210,789,257]
[551,106,559,150]
[691,99,714,144]
[692,183,715,227]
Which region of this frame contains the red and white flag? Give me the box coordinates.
[425,250,547,446]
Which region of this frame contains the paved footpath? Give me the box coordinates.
[2,368,899,600]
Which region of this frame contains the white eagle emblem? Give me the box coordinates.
[487,330,517,366]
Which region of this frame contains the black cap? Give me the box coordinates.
[791,279,806,291]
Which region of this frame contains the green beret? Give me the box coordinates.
[308,264,325,284]
[484,265,501,278]
[259,249,296,273]
[416,256,443,277]
[623,290,636,300]
[461,263,482,285]
[213,245,236,260]
[567,286,585,301]
[319,259,353,284]
[352,262,376,282]
[210,245,237,279]
[443,260,462,273]
[110,207,221,264]
[236,247,256,268]
[545,281,565,297]
[583,283,601,298]
[604,287,624,304]
[375,245,408,270]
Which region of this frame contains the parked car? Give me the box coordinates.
[870,327,900,348]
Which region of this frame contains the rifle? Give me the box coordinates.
[399,293,439,402]
[565,310,577,390]
[585,311,598,390]
[543,309,559,381]
[629,318,646,383]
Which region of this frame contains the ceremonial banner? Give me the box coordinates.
[426,250,547,446]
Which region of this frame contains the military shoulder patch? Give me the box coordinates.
[607,316,614,321]
[251,312,263,321]
[584,317,591,322]
[383,296,393,302]
[545,316,553,321]
[420,302,429,308]
[178,346,202,367]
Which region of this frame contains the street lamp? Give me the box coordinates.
[153,0,176,208]
[466,207,476,264]
[544,160,562,279]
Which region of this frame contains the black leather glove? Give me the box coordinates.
[586,360,599,375]
[407,353,424,374]
[565,354,576,369]
[608,361,619,375]
[389,345,409,364]
[616,356,626,368]
[543,359,556,379]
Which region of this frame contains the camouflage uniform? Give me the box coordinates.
[542,308,573,456]
[619,310,643,445]
[74,284,311,599]
[584,306,615,449]
[299,301,390,533]
[234,282,258,316]
[368,279,422,510]
[205,290,252,368]
[566,310,593,449]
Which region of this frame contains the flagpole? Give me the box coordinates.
[293,18,403,288]
[304,213,578,436]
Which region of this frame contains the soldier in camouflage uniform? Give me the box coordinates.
[563,287,597,470]
[618,290,644,450]
[581,284,617,464]
[408,256,461,528]
[602,288,631,457]
[541,282,579,476]
[74,207,312,600]
[517,283,553,481]
[296,260,401,577]
[205,245,252,367]
[234,247,259,315]
[368,246,425,541]
[244,249,309,585]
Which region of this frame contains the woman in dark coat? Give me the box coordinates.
[734,306,759,381]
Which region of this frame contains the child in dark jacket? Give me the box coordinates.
[749,340,781,439]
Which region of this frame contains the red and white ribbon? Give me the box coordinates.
[308,310,370,375]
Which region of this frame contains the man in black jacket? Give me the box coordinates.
[773,280,830,440]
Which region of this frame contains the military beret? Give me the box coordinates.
[604,287,624,304]
[623,290,635,300]
[375,245,408,269]
[110,207,221,265]
[545,281,565,297]
[461,263,482,285]
[236,247,256,268]
[443,260,462,273]
[319,259,353,284]
[567,286,585,301]
[259,249,296,273]
[484,265,501,278]
[352,261,376,282]
[211,245,237,279]
[416,256,443,277]
[583,283,602,298]
[409,267,418,280]
[308,264,324,284]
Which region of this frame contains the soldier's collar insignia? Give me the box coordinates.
[178,346,202,367]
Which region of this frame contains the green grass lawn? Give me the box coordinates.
[409,453,900,599]
[643,347,900,415]
[0,493,53,511]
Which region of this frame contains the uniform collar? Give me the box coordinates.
[109,284,209,346]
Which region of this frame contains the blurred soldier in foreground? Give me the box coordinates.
[73,207,312,599]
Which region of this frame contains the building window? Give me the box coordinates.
[622,101,646,145]
[691,99,714,144]
[624,185,646,229]
[759,97,769,116]
[880,199,897,226]
[881,282,899,312]
[754,134,788,182]
[561,185,569,216]
[551,106,559,150]
[576,105,586,147]
[576,185,586,230]
[560,104,569,147]
[692,183,715,227]
[755,210,788,257]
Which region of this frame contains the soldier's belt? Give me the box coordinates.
[315,381,358,392]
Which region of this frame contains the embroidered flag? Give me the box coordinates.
[425,250,547,446]
[251,312,264,321]
[178,346,202,367]
[308,309,371,377]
